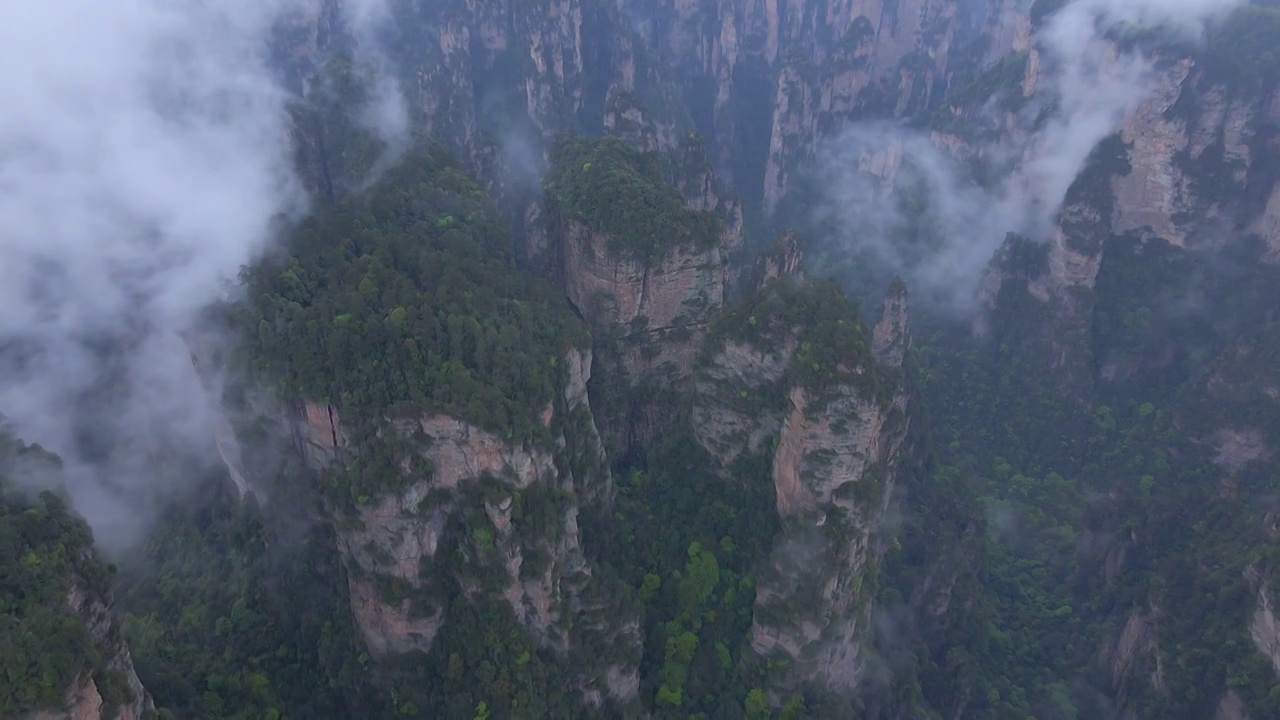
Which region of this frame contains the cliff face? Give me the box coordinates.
[560,220,733,378]
[403,0,689,166]
[288,0,1278,247]
[692,275,912,694]
[546,137,740,401]
[234,149,648,713]
[964,23,1280,408]
[29,575,155,720]
[630,0,985,214]
[1044,66,1274,300]
[256,2,1280,713]
[751,379,908,690]
[287,348,641,708]
[752,283,910,692]
[284,0,1015,223]
[284,0,695,206]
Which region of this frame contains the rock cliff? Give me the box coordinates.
[28,575,155,720]
[251,2,1280,714]
[284,0,695,208]
[692,274,912,695]
[283,0,1025,224]
[287,346,641,709]
[980,26,1280,305]
[968,16,1280,412]
[547,137,739,383]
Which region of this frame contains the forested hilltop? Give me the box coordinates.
[6,0,1280,719]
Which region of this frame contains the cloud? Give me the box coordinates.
[814,125,1025,310]
[0,0,311,551]
[339,0,412,158]
[814,0,1242,311]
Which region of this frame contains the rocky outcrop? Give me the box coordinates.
[1215,690,1251,720]
[336,413,558,655]
[289,399,347,471]
[982,0,1033,62]
[295,0,691,189]
[1,437,151,720]
[1050,61,1275,287]
[1256,181,1280,262]
[560,219,731,377]
[706,0,962,210]
[751,286,911,692]
[1251,582,1280,679]
[283,0,1018,221]
[692,232,806,467]
[872,278,910,366]
[693,277,912,695]
[184,336,253,499]
[1030,209,1107,298]
[957,27,1280,321]
[343,575,443,658]
[758,231,804,287]
[663,0,965,212]
[29,575,155,720]
[295,347,640,707]
[28,679,135,720]
[549,138,740,383]
[1100,610,1165,709]
[1212,428,1272,472]
[692,337,794,469]
[752,378,908,688]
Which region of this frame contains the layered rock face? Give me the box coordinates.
[285,0,1023,222]
[631,0,991,213]
[1038,64,1275,303]
[286,347,641,707]
[693,274,912,693]
[1099,610,1166,716]
[285,0,693,198]
[751,380,909,690]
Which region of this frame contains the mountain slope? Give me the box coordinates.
[0,435,153,720]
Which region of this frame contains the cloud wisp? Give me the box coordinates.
[0,0,312,551]
[815,0,1242,311]
[340,0,412,167]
